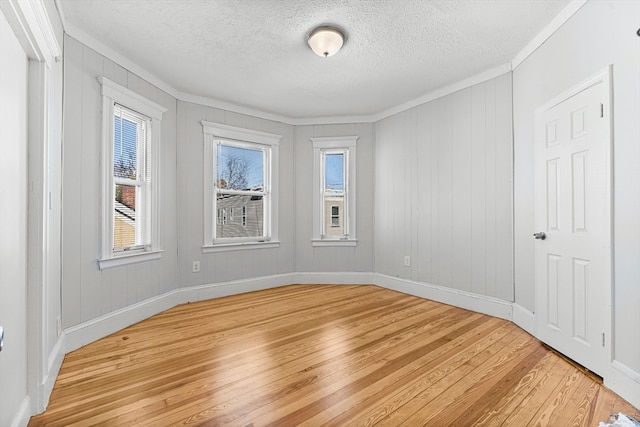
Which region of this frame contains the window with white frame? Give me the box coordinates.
[98,77,166,270]
[202,121,281,251]
[311,136,358,246]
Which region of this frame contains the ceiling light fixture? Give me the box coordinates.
[307,26,345,58]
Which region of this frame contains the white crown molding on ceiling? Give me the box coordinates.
[55,0,588,126]
[511,0,587,68]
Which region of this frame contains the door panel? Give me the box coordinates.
[534,76,611,376]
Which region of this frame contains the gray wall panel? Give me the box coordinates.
[374,74,513,301]
[61,35,178,329]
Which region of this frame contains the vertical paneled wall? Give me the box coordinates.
[293,123,375,273]
[374,73,513,301]
[62,35,178,329]
[176,101,295,288]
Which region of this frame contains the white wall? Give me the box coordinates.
[374,73,513,301]
[0,8,29,426]
[61,35,178,330]
[513,0,640,404]
[294,123,375,273]
[176,101,295,288]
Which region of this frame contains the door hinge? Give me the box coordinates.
[600,103,604,118]
[602,332,605,347]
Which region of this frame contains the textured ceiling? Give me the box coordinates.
[58,0,571,119]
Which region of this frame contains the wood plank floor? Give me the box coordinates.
[29,285,639,426]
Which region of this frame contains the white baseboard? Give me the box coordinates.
[512,303,536,335]
[64,272,378,353]
[607,360,640,409]
[10,396,31,427]
[185,273,296,303]
[52,272,640,416]
[372,273,513,321]
[294,271,374,285]
[39,334,66,411]
[65,289,182,353]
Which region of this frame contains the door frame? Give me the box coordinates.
[0,0,63,417]
[533,66,613,375]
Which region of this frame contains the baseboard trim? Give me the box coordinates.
[10,395,31,427]
[607,360,640,409]
[64,272,376,352]
[39,334,66,412]
[60,272,638,411]
[64,289,182,353]
[294,271,374,285]
[512,303,535,335]
[184,273,296,303]
[372,273,513,321]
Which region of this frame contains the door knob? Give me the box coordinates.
[533,232,546,240]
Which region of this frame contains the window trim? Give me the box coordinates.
[202,121,281,251]
[311,136,358,247]
[98,77,167,270]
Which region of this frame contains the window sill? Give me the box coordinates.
[311,239,358,247]
[203,240,280,253]
[98,249,163,270]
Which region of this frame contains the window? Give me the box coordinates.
[202,121,281,251]
[311,136,358,246]
[331,205,340,227]
[98,77,166,270]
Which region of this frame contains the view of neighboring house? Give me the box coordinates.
[114,200,135,248]
[216,193,264,238]
[323,195,344,237]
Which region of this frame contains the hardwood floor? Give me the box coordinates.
[29,285,639,426]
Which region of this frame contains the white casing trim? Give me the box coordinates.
[0,0,61,66]
[9,396,31,427]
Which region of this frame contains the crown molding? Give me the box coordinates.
[372,63,513,122]
[511,0,588,69]
[55,0,586,125]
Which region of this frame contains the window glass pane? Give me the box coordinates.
[324,195,344,235]
[114,184,138,248]
[114,112,139,179]
[217,194,263,238]
[325,153,344,191]
[216,144,263,190]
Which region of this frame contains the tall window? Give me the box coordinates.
[113,105,148,250]
[202,121,281,251]
[311,136,358,246]
[99,77,166,270]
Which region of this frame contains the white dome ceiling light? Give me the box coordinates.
[307,26,345,58]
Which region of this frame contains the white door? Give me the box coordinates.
[534,71,611,377]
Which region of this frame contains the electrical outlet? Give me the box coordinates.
[192,261,200,273]
[404,256,411,267]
